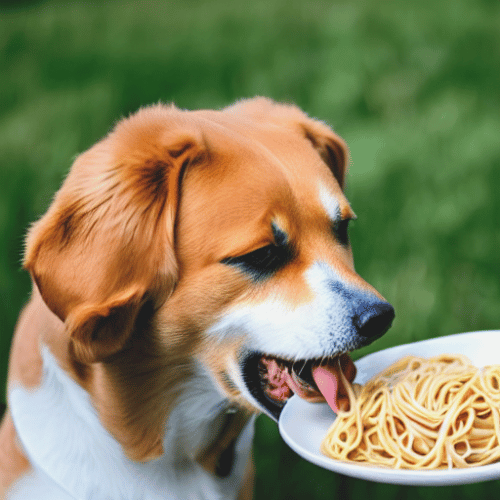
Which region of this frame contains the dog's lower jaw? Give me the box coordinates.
[7,347,254,500]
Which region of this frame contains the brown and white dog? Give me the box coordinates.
[0,98,394,499]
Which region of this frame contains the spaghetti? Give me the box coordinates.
[320,354,500,469]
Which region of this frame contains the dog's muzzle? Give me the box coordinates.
[241,286,395,420]
[327,279,395,348]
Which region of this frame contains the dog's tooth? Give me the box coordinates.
[291,366,315,391]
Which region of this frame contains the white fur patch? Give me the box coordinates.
[208,261,357,361]
[6,468,73,500]
[318,183,341,222]
[8,347,253,500]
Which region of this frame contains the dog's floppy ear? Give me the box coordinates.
[301,117,349,191]
[227,97,349,190]
[24,105,205,363]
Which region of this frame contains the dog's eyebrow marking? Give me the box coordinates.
[318,184,341,223]
[271,221,288,247]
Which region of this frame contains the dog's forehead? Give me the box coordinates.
[176,119,348,260]
[176,147,293,264]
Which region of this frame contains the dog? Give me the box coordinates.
[0,97,394,499]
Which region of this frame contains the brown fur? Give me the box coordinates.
[0,412,30,497]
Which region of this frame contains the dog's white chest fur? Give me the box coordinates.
[8,348,254,500]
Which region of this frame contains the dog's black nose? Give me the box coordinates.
[353,301,395,340]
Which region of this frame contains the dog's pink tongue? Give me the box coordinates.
[312,354,356,414]
[312,364,341,413]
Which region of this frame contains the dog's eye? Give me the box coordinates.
[333,218,351,246]
[221,244,292,280]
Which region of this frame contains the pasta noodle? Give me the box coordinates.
[320,354,500,469]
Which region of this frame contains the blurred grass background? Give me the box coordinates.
[1,0,499,498]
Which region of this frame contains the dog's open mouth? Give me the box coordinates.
[242,352,357,420]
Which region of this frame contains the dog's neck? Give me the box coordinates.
[9,346,254,500]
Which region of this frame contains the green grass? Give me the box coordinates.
[1,0,500,498]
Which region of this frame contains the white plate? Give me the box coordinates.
[278,330,500,486]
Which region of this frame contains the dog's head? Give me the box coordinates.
[24,97,394,459]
